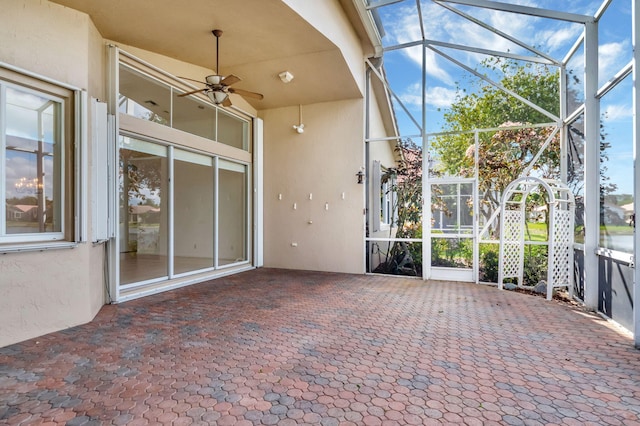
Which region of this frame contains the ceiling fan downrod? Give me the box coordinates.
[212,29,223,75]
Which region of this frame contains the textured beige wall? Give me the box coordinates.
[261,100,365,273]
[0,0,106,347]
[284,0,366,96]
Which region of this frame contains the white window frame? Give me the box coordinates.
[0,66,81,249]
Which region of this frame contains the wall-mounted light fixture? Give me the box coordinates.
[356,168,365,184]
[279,71,294,83]
[292,104,305,134]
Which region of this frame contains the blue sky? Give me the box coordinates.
[373,0,633,193]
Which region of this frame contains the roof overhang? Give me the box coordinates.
[50,0,367,110]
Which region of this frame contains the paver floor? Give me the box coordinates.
[1,268,640,425]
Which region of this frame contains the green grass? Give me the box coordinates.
[600,225,634,236]
[524,222,547,242]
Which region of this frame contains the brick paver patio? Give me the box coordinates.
[1,268,640,425]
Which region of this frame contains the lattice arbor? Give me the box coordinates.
[498,177,575,300]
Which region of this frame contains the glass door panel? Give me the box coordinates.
[119,137,168,285]
[174,150,214,275]
[218,160,247,266]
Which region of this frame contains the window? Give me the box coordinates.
[381,176,395,227]
[118,59,251,152]
[599,74,633,252]
[0,68,74,244]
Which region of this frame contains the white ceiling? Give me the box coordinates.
[50,0,368,110]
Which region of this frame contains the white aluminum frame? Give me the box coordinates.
[0,79,68,244]
[106,45,257,302]
[363,1,623,288]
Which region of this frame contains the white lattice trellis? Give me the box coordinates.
[498,177,575,300]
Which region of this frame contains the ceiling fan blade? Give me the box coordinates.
[222,97,233,107]
[229,88,264,100]
[178,88,206,97]
[221,75,241,86]
[178,76,206,85]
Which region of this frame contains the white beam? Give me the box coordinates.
[422,43,430,281]
[593,0,613,22]
[428,45,560,122]
[434,1,559,65]
[559,65,568,186]
[366,59,423,134]
[582,20,599,310]
[596,61,632,99]
[437,0,593,23]
[632,0,640,348]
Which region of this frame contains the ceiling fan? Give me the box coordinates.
[178,29,264,107]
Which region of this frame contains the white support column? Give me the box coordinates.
[632,0,640,348]
[422,43,431,281]
[106,44,120,303]
[559,65,568,184]
[583,20,599,310]
[253,118,264,268]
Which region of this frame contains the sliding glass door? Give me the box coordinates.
[218,160,247,266]
[174,150,215,275]
[119,137,168,285]
[118,135,249,288]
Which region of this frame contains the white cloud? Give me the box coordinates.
[384,4,455,85]
[599,41,630,82]
[382,0,595,74]
[603,104,632,121]
[399,83,458,109]
[536,25,584,54]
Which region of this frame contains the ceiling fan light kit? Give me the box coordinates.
[208,90,228,105]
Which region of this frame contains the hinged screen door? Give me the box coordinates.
[428,179,477,282]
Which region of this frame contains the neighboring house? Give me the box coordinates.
[128,205,161,224]
[603,202,626,225]
[620,203,634,225]
[5,205,38,221]
[0,0,398,347]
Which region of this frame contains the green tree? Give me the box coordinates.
[432,59,561,236]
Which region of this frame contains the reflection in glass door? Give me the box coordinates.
[118,136,250,289]
[174,150,215,275]
[218,160,247,266]
[119,137,168,285]
[429,180,476,282]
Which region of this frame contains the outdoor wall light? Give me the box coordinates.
[356,169,365,184]
[293,104,304,134]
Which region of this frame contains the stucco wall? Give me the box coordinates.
[284,0,366,97]
[0,0,106,347]
[261,100,365,273]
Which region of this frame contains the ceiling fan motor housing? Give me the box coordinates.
[205,75,224,86]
